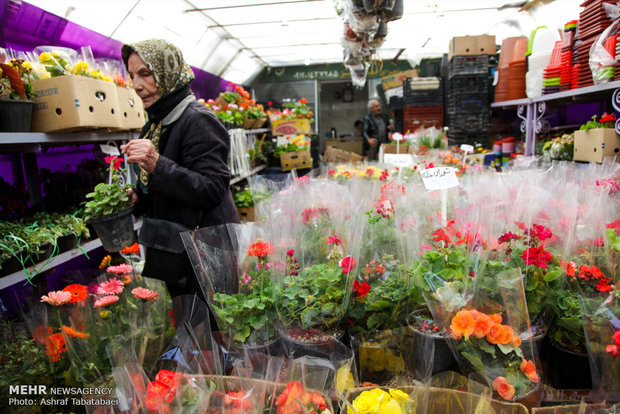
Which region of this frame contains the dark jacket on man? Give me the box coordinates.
[362,112,391,154]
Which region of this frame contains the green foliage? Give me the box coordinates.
[83,159,133,221]
[275,263,348,330]
[347,264,412,333]
[274,142,307,158]
[232,187,270,209]
[579,113,616,130]
[418,130,447,149]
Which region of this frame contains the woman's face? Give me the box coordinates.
[127,52,159,108]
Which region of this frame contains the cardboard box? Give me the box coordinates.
[381,143,414,155]
[449,35,496,59]
[280,149,312,171]
[31,76,121,132]
[116,86,145,130]
[237,207,255,222]
[323,146,364,163]
[272,118,312,136]
[381,69,418,90]
[573,128,620,163]
[325,138,364,155]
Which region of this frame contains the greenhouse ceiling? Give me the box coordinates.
[26,0,582,84]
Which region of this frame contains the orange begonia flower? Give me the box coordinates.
[473,313,493,338]
[487,323,503,344]
[520,359,540,383]
[451,310,476,339]
[511,335,522,347]
[493,376,515,400]
[489,313,502,324]
[498,325,515,345]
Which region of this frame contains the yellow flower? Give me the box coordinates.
[71,61,89,75]
[99,310,110,319]
[388,389,409,404]
[39,52,51,63]
[348,389,389,414]
[336,366,355,394]
[378,397,402,414]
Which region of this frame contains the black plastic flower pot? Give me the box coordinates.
[406,310,460,376]
[543,337,592,389]
[57,234,79,253]
[0,99,34,132]
[89,207,136,252]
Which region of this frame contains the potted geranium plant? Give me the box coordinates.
[83,155,135,252]
[0,54,37,132]
[573,112,619,163]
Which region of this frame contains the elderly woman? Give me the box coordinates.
[120,39,239,300]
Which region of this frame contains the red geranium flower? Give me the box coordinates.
[325,235,341,245]
[577,265,605,281]
[559,260,576,277]
[521,246,553,269]
[600,113,616,123]
[596,278,612,292]
[498,232,520,244]
[340,256,357,274]
[353,280,371,298]
[247,240,274,257]
[104,156,121,170]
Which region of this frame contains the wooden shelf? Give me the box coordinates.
[0,219,143,290]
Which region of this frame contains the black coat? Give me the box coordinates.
[133,98,239,227]
[362,112,391,153]
[134,96,239,287]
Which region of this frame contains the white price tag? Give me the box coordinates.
[460,144,474,153]
[384,153,414,167]
[420,167,459,190]
[391,132,404,142]
[99,143,120,156]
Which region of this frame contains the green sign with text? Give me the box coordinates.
[258,61,413,82]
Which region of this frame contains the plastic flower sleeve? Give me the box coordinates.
[589,3,620,84]
[272,182,362,339]
[247,172,294,222]
[347,181,412,334]
[182,222,280,349]
[580,293,620,401]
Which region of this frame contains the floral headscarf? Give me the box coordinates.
[121,39,194,97]
[121,39,195,188]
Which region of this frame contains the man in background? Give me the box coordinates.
[362,99,392,161]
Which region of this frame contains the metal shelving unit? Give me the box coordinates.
[491,81,620,156]
[0,219,143,290]
[231,164,267,185]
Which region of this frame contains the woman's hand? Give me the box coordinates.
[121,139,159,173]
[126,188,139,206]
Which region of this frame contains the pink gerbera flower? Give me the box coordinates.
[94,295,119,307]
[41,290,72,306]
[132,287,160,301]
[106,264,133,274]
[97,278,124,295]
